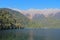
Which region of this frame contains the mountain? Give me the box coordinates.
[32,14,46,24]
[1,8,60,28]
[16,8,60,19]
[53,12,60,20]
[18,8,60,28]
[0,8,30,29]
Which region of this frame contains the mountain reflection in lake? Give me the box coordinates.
[0,28,60,40]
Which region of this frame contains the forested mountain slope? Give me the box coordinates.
[0,8,30,29]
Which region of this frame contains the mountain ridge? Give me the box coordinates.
[8,8,60,19]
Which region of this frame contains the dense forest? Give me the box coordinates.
[0,8,30,30]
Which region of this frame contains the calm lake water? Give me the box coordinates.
[0,28,60,40]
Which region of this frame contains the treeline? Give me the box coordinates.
[0,9,24,30]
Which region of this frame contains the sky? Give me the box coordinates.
[0,0,60,10]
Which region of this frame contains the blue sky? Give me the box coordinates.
[0,0,60,10]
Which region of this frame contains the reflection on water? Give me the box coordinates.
[0,28,60,40]
[28,30,33,40]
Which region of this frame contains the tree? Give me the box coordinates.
[0,9,16,30]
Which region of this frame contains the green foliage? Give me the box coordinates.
[0,8,30,29]
[0,9,14,29]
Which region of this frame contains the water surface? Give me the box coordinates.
[0,28,60,40]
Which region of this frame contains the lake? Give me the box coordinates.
[0,28,60,40]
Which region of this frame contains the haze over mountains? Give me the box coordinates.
[10,8,60,28]
[11,8,60,19]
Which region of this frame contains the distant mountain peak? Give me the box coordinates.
[8,8,60,19]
